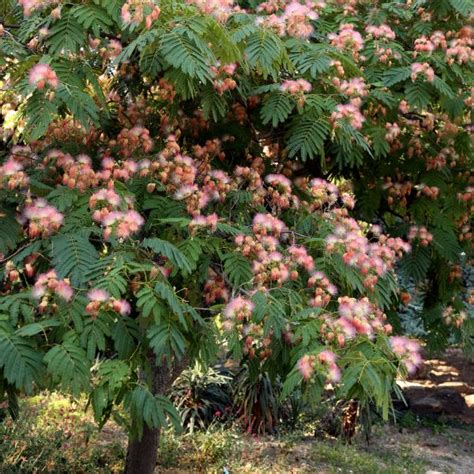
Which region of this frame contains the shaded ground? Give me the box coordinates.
[0,348,473,473]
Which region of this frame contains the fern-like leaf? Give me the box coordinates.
[51,233,99,287]
[44,342,90,396]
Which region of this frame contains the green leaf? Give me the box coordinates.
[399,245,431,283]
[81,314,110,360]
[0,211,22,254]
[16,319,62,337]
[260,92,294,127]
[245,30,285,78]
[147,320,186,361]
[23,91,59,140]
[201,87,227,122]
[44,342,90,396]
[142,238,192,274]
[405,82,432,109]
[154,281,187,328]
[129,386,182,436]
[111,317,139,359]
[0,323,44,393]
[286,116,330,161]
[160,29,213,83]
[223,253,252,287]
[448,0,472,16]
[382,67,411,87]
[51,233,99,287]
[71,4,113,37]
[47,11,87,54]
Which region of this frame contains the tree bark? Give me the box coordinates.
[124,355,188,474]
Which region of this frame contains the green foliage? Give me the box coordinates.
[128,385,181,437]
[0,318,44,393]
[286,116,330,161]
[51,233,99,287]
[142,238,193,274]
[261,92,294,127]
[44,342,90,396]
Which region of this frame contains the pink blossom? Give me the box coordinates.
[21,199,63,238]
[87,289,110,302]
[297,354,315,380]
[365,24,396,40]
[223,296,254,323]
[281,79,312,94]
[32,270,73,303]
[410,62,435,82]
[28,64,58,89]
[389,336,422,374]
[329,24,364,54]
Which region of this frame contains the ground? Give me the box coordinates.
[0,349,473,473]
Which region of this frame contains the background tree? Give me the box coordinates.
[0,0,472,472]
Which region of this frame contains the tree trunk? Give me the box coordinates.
[124,355,188,474]
[124,424,161,474]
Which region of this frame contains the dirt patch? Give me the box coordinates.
[400,348,474,424]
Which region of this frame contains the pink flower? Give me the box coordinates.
[223,296,254,323]
[297,354,315,380]
[32,270,73,305]
[112,299,131,316]
[21,199,63,238]
[281,79,312,94]
[410,63,435,82]
[29,64,58,89]
[365,24,396,40]
[87,289,110,302]
[329,24,364,54]
[389,336,422,375]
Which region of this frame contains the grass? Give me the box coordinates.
[2,392,471,473]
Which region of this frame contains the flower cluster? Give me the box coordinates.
[389,336,422,375]
[86,289,131,317]
[187,0,235,22]
[329,24,364,56]
[264,174,294,209]
[28,63,58,89]
[446,29,474,64]
[333,77,367,97]
[32,270,73,312]
[121,0,160,29]
[307,271,337,307]
[365,24,396,40]
[222,296,254,331]
[281,79,312,95]
[283,1,319,39]
[114,126,153,158]
[442,306,467,328]
[50,152,98,192]
[410,63,435,82]
[19,0,57,16]
[297,350,340,383]
[256,0,324,39]
[321,297,392,347]
[330,100,365,130]
[326,219,410,289]
[0,158,29,190]
[414,31,447,53]
[21,199,64,238]
[407,225,433,246]
[203,269,229,305]
[189,213,218,234]
[101,210,144,241]
[252,213,287,238]
[211,63,237,95]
